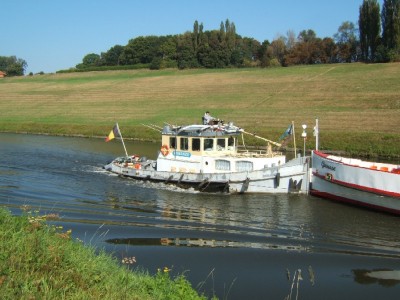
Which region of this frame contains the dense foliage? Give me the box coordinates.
[0,56,27,76]
[359,0,382,61]
[74,4,400,72]
[381,0,400,60]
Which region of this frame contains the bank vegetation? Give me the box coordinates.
[0,208,213,299]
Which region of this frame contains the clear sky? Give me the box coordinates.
[2,0,384,74]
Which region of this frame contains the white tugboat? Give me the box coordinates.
[104,122,310,194]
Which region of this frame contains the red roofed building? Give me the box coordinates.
[0,71,7,78]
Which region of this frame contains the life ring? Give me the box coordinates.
[161,144,169,156]
[134,163,141,170]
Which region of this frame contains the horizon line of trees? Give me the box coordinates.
[1,0,399,76]
[76,1,399,71]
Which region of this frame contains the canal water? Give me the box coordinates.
[1,133,400,299]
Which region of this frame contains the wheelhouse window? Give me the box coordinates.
[228,137,235,150]
[169,137,176,149]
[180,137,189,150]
[216,159,231,171]
[217,138,226,151]
[204,138,214,151]
[192,138,200,151]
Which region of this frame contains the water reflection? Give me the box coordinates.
[105,236,308,251]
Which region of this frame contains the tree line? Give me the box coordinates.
[75,0,399,72]
[1,0,399,76]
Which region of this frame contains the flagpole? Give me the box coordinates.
[315,118,319,151]
[292,121,297,157]
[116,123,129,157]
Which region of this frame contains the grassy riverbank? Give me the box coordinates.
[0,63,399,158]
[0,208,212,299]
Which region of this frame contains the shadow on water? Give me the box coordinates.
[106,237,238,248]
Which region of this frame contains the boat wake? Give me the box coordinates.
[84,165,115,175]
[123,177,202,194]
[86,165,202,194]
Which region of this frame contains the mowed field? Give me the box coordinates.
[0,63,399,157]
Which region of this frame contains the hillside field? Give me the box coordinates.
[0,63,399,158]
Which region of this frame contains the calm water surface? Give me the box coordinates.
[1,133,400,299]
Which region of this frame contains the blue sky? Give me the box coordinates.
[2,0,384,74]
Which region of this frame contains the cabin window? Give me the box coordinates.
[217,138,226,151]
[236,161,253,172]
[169,137,176,149]
[216,159,231,171]
[180,137,189,150]
[204,138,214,151]
[192,138,200,151]
[227,137,235,150]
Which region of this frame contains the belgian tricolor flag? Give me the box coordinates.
[105,124,120,142]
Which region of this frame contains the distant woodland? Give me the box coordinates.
[1,0,399,76]
[71,0,400,72]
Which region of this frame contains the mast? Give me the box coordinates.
[314,118,319,151]
[292,121,297,157]
[116,123,129,157]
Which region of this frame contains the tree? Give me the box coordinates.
[359,0,381,62]
[270,37,286,65]
[284,43,310,65]
[176,32,198,69]
[239,37,262,66]
[192,20,205,62]
[100,45,124,66]
[158,36,177,60]
[120,36,162,65]
[334,21,359,62]
[285,30,297,50]
[230,48,244,66]
[80,53,100,68]
[198,30,230,68]
[225,19,236,50]
[320,38,338,63]
[193,20,199,52]
[150,36,178,69]
[382,0,400,60]
[298,29,317,42]
[219,21,225,42]
[258,40,271,67]
[0,56,27,76]
[285,30,327,65]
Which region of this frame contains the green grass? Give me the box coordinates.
[0,63,399,158]
[0,207,213,299]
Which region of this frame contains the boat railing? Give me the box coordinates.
[325,153,400,173]
[236,149,283,157]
